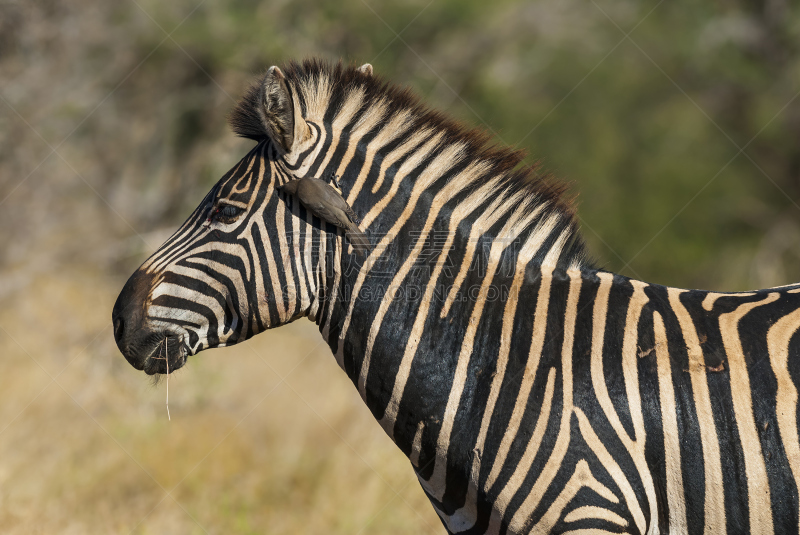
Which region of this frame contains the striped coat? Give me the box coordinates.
[112,60,800,533]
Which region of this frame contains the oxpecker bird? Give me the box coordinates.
[278,177,371,257]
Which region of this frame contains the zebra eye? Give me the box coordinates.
[213,204,246,224]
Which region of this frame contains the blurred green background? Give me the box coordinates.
[1,0,799,533]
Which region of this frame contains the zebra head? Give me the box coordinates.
[112,63,369,375]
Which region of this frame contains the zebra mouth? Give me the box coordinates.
[142,333,189,375]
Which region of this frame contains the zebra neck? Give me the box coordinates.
[314,199,581,447]
[306,135,591,476]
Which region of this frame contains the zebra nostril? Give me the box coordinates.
[114,317,124,342]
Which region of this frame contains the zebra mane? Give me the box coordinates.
[229,58,591,269]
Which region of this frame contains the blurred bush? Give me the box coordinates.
[1,0,799,532]
[3,0,800,290]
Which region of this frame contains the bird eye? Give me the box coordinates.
[212,204,246,224]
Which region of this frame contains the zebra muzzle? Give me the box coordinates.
[143,333,187,376]
[113,270,188,375]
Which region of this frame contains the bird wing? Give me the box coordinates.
[303,200,352,230]
[286,178,371,257]
[318,185,362,225]
[301,199,370,256]
[297,179,363,229]
[342,202,362,225]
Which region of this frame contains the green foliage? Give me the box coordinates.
[109,0,800,290]
[2,2,800,531]
[5,0,798,290]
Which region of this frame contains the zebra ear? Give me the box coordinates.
[260,66,310,154]
[357,63,373,76]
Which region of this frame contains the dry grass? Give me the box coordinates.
[13,1,790,532]
[0,3,443,530]
[0,267,441,534]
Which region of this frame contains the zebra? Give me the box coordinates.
[112,59,800,534]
